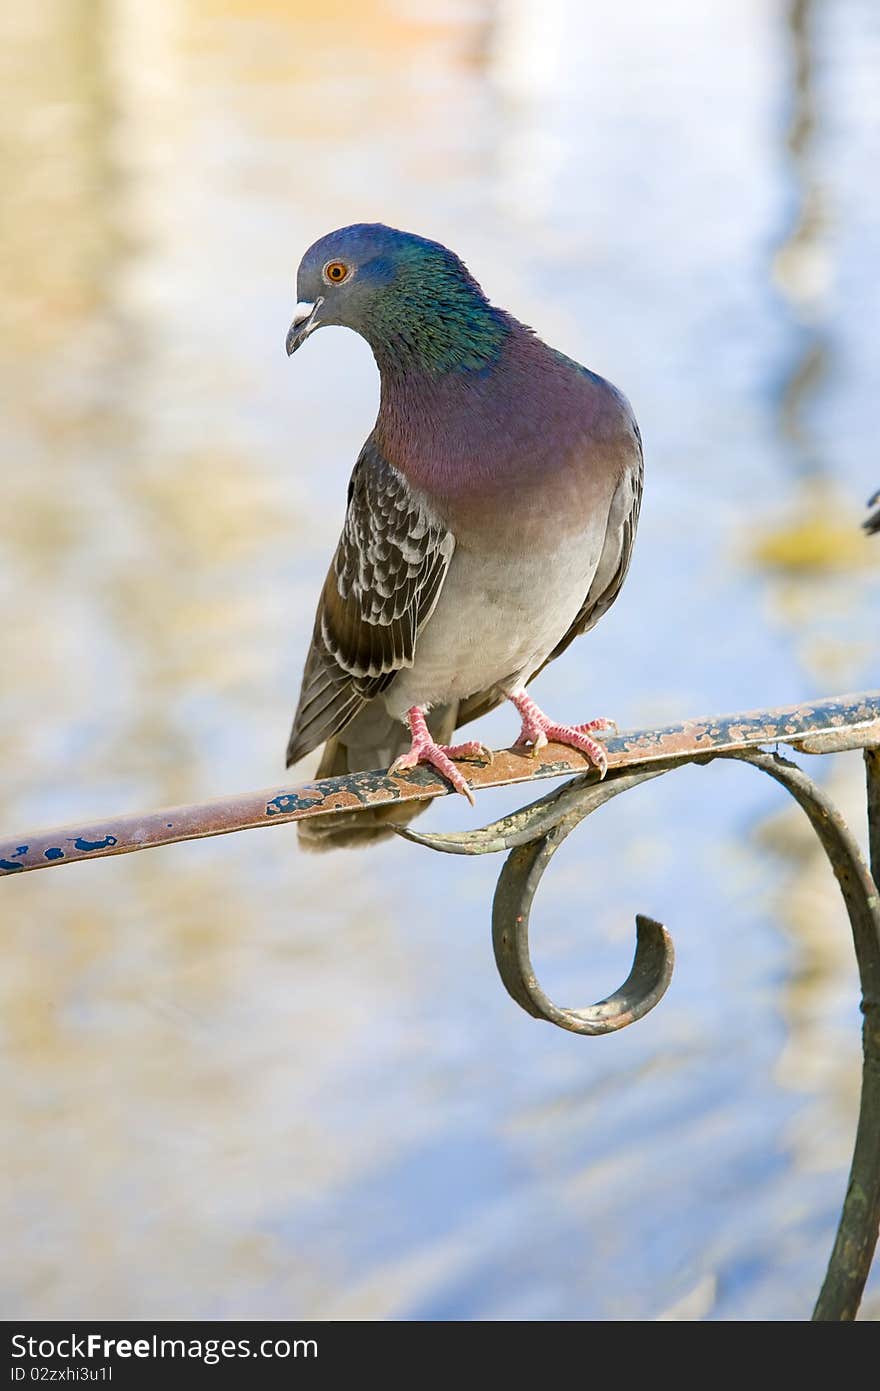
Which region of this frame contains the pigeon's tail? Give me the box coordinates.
[296,701,459,851]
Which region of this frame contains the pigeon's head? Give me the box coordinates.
[286,224,508,372]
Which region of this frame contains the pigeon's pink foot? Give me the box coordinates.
[507,691,616,778]
[389,707,492,805]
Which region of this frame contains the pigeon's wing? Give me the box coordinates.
[286,440,455,766]
[865,489,880,536]
[457,454,643,731]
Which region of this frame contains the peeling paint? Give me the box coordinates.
[2,690,879,877]
[72,834,118,853]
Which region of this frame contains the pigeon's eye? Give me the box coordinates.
[324,261,349,284]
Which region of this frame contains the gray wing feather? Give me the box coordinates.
[287,440,455,766]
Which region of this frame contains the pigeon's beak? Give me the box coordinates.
[286,297,323,356]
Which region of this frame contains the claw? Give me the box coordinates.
[507,692,613,778]
[390,708,483,803]
[513,729,547,757]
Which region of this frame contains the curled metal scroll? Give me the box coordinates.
[403,743,880,1319]
[401,762,677,1033]
[492,818,673,1035]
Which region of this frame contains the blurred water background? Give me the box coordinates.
[1,0,879,1320]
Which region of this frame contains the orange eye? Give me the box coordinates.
[324,261,349,284]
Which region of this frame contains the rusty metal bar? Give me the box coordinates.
[2,691,879,878]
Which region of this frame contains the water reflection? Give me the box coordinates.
[773,0,829,467]
[2,0,879,1320]
[756,8,876,1251]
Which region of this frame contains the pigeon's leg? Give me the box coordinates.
[506,689,616,778]
[389,706,493,806]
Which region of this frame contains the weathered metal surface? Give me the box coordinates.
[480,766,677,1032]
[2,690,879,877]
[492,791,674,1033]
[790,722,880,754]
[398,762,678,855]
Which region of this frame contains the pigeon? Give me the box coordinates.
[285,224,642,849]
[866,490,880,536]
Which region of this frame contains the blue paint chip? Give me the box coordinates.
[0,859,24,873]
[73,834,118,852]
[44,848,64,860]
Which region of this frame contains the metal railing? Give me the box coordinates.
[3,690,880,1319]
